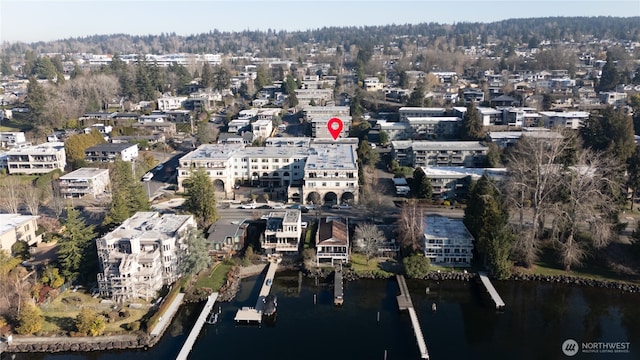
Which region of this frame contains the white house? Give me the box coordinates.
[252,119,273,139]
[262,210,302,254]
[85,143,139,162]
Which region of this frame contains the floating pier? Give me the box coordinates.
[396,275,429,359]
[176,292,218,360]
[478,272,506,310]
[234,258,280,324]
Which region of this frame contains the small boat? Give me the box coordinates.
[207,307,221,324]
[263,294,277,316]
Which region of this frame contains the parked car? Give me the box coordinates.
[272,203,285,209]
[305,204,317,210]
[257,204,273,209]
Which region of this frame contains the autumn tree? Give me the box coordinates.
[183,168,218,228]
[40,266,65,288]
[65,131,107,170]
[75,308,106,336]
[57,207,97,280]
[16,302,43,335]
[354,223,385,264]
[179,227,212,275]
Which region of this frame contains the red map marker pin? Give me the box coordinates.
[327,117,343,140]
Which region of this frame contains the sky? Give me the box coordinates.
[1,0,639,44]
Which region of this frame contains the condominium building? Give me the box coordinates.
[96,212,196,301]
[311,116,352,139]
[303,106,350,122]
[58,167,110,198]
[262,210,302,254]
[0,132,27,148]
[303,143,358,205]
[6,142,66,175]
[391,141,488,168]
[539,111,590,130]
[398,107,447,121]
[0,214,40,251]
[403,117,461,140]
[85,143,139,162]
[420,166,507,200]
[423,215,474,266]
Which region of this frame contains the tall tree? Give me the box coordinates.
[214,65,231,91]
[26,76,47,124]
[179,226,212,275]
[16,301,43,335]
[183,168,218,228]
[254,65,271,91]
[354,223,385,264]
[103,159,150,229]
[57,207,96,280]
[407,79,426,107]
[460,101,484,140]
[200,62,214,88]
[411,167,432,199]
[597,54,619,92]
[397,200,424,252]
[0,176,23,214]
[628,146,640,210]
[581,107,635,164]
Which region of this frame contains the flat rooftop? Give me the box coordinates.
[86,143,137,152]
[0,214,39,236]
[305,144,357,171]
[59,167,109,180]
[423,216,474,244]
[104,212,193,243]
[181,144,245,161]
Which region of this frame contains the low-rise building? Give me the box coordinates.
[303,143,359,206]
[311,116,352,139]
[421,166,507,200]
[58,167,110,198]
[391,141,488,168]
[316,217,349,265]
[207,219,246,260]
[252,119,274,139]
[96,212,196,301]
[6,142,66,175]
[423,215,474,266]
[156,95,187,111]
[0,213,40,251]
[1,132,27,148]
[263,210,302,254]
[398,107,447,121]
[85,143,139,162]
[539,111,590,130]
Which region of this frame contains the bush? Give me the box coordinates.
[403,254,430,279]
[125,321,140,331]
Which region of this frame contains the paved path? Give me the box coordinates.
[150,293,185,337]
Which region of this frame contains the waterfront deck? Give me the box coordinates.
[150,292,185,337]
[396,275,429,359]
[334,264,344,305]
[234,259,279,323]
[176,292,218,360]
[478,272,506,310]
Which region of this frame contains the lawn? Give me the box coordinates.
[194,262,233,291]
[350,253,398,277]
[39,290,150,335]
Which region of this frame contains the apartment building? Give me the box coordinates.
[311,116,352,139]
[423,215,474,266]
[403,117,461,140]
[303,143,359,206]
[6,142,66,174]
[156,95,187,111]
[421,166,507,200]
[303,106,350,122]
[398,107,447,121]
[0,132,27,148]
[96,212,196,301]
[295,89,334,106]
[0,214,40,252]
[252,119,274,139]
[539,111,590,130]
[262,210,302,254]
[58,167,110,198]
[85,143,139,162]
[391,141,488,168]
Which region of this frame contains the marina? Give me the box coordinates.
[234,258,280,324]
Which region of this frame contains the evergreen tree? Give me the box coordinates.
[411,167,432,199]
[581,106,635,163]
[103,159,150,229]
[179,226,212,275]
[33,56,57,80]
[183,168,218,228]
[627,145,640,210]
[460,102,484,140]
[254,65,271,91]
[597,54,619,92]
[57,207,96,280]
[214,66,230,91]
[26,76,47,124]
[1,55,13,76]
[201,62,213,88]
[403,254,430,279]
[407,80,426,107]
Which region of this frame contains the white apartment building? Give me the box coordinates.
[58,167,110,198]
[177,143,244,194]
[539,111,590,130]
[312,116,352,139]
[156,95,187,111]
[487,128,563,149]
[295,88,334,106]
[391,141,488,168]
[6,142,66,175]
[85,143,139,162]
[421,166,507,200]
[376,120,412,141]
[303,143,358,206]
[0,214,40,252]
[303,106,350,122]
[423,215,474,266]
[404,117,461,140]
[0,132,27,148]
[398,107,447,121]
[262,210,302,254]
[252,119,274,139]
[96,212,196,301]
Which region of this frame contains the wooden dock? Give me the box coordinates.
[176,292,218,360]
[334,264,344,305]
[396,275,429,359]
[478,272,506,310]
[234,259,279,323]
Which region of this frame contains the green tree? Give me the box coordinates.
[11,241,30,260]
[104,159,150,228]
[581,106,635,163]
[1,55,13,76]
[407,80,426,107]
[464,175,514,278]
[460,102,485,140]
[26,76,47,124]
[379,130,389,146]
[34,56,58,80]
[357,140,379,166]
[183,168,218,228]
[214,66,231,91]
[403,254,430,279]
[75,308,106,336]
[597,54,619,92]
[179,226,213,275]
[411,167,432,199]
[282,74,298,95]
[16,302,43,335]
[628,145,640,210]
[65,131,107,170]
[58,207,96,280]
[254,65,271,90]
[485,142,502,167]
[200,62,214,88]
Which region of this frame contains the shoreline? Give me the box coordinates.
[5,264,638,354]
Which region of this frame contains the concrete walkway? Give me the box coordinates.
[150,293,185,337]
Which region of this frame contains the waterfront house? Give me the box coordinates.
[316,217,349,265]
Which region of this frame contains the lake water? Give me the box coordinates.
[4,271,639,360]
